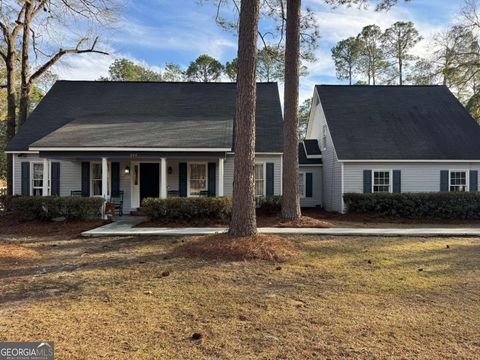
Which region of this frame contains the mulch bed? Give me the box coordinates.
[137,218,228,228]
[174,233,298,262]
[0,214,109,237]
[137,209,334,228]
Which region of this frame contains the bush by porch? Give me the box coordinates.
[141,197,233,222]
[11,196,104,221]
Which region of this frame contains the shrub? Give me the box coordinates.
[141,197,232,222]
[256,196,282,215]
[343,192,480,219]
[11,196,104,221]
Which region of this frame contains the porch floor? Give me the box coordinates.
[82,217,480,237]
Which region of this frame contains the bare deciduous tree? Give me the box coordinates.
[0,0,117,194]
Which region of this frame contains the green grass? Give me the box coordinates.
[0,234,479,359]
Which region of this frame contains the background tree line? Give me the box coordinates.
[99,48,295,83]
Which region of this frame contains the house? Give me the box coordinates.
[6,81,289,213]
[305,85,480,213]
[9,82,476,216]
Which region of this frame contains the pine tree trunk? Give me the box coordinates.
[281,0,301,221]
[229,0,260,237]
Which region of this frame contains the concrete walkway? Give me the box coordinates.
[81,216,480,237]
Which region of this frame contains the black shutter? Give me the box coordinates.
[306,173,313,198]
[393,170,401,193]
[470,170,478,192]
[81,162,90,197]
[51,162,60,196]
[363,170,372,193]
[266,163,274,197]
[179,163,187,197]
[21,162,30,196]
[111,162,120,197]
[208,162,216,196]
[440,170,449,192]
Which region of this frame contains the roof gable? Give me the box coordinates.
[316,85,480,160]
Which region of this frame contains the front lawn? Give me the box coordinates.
[0,234,478,359]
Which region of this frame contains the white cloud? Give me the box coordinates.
[52,53,114,80]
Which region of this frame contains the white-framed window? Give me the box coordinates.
[449,170,468,192]
[322,125,327,150]
[188,162,208,196]
[255,163,266,197]
[372,170,392,193]
[298,172,306,198]
[91,163,103,196]
[32,163,44,196]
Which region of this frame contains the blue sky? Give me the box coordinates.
[54,0,465,101]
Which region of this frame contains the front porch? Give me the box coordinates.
[77,156,226,213]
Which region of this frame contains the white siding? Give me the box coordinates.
[344,162,480,193]
[224,154,282,196]
[306,88,343,212]
[13,154,81,197]
[299,166,322,208]
[13,153,283,213]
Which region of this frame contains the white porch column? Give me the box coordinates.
[218,158,224,196]
[42,158,49,196]
[160,158,167,199]
[102,157,108,199]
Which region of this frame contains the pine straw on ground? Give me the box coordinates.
[275,216,331,228]
[0,235,479,359]
[175,234,298,262]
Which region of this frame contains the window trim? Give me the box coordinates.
[90,162,111,197]
[187,161,208,197]
[448,169,469,192]
[255,162,266,197]
[298,171,306,198]
[371,169,393,193]
[30,162,44,196]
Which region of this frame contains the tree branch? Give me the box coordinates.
[29,36,108,83]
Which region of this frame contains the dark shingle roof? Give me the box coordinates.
[7,81,283,152]
[303,139,322,155]
[316,85,480,160]
[299,142,322,165]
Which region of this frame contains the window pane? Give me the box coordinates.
[31,164,44,196]
[93,164,102,180]
[93,180,102,196]
[189,164,207,195]
[298,173,305,197]
[449,171,467,192]
[373,171,390,193]
[33,164,43,180]
[255,164,264,196]
[255,180,264,196]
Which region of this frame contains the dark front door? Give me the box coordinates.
[140,163,160,203]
